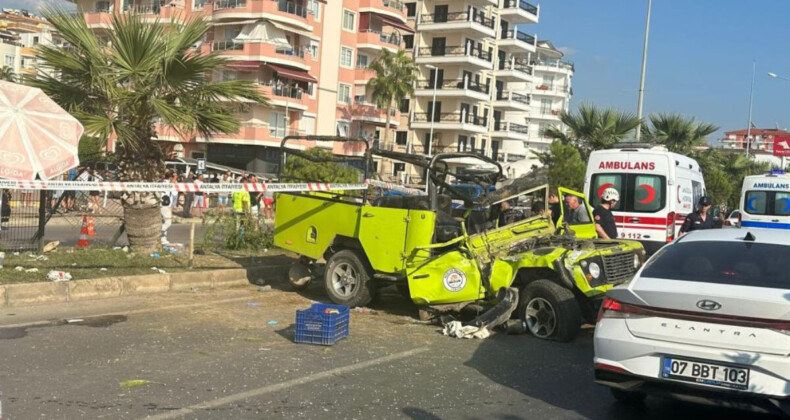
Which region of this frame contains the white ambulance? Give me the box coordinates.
[584,146,705,253]
[739,171,790,230]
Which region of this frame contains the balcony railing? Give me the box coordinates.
[498,56,533,74]
[124,4,161,14]
[276,0,307,19]
[531,58,575,72]
[532,84,570,94]
[419,11,495,29]
[212,40,244,51]
[417,45,492,62]
[359,29,402,46]
[412,112,487,127]
[502,0,538,15]
[496,90,530,104]
[214,0,246,10]
[275,47,306,59]
[415,78,489,94]
[494,121,529,134]
[501,29,536,45]
[382,0,404,11]
[272,85,303,100]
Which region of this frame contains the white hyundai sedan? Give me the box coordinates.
[594,228,790,415]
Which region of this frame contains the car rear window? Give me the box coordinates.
[641,241,790,289]
[745,190,790,216]
[590,174,666,213]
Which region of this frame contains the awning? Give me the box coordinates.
[375,13,414,33]
[235,21,290,48]
[268,20,320,41]
[266,63,317,83]
[226,61,261,71]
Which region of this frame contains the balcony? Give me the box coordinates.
[357,29,403,52]
[358,0,408,24]
[496,55,533,82]
[352,99,400,126]
[212,0,311,30]
[492,121,529,141]
[500,0,539,24]
[417,11,496,38]
[493,90,530,111]
[414,77,489,101]
[258,84,308,111]
[355,65,375,82]
[78,8,113,28]
[415,45,493,69]
[528,84,571,97]
[123,3,186,20]
[498,29,536,53]
[531,107,562,121]
[532,58,575,73]
[212,40,310,70]
[411,111,487,134]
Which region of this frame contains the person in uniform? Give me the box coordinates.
[593,187,619,239]
[680,196,714,235]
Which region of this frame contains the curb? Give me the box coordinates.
[0,265,274,307]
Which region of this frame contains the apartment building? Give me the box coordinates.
[0,10,64,78]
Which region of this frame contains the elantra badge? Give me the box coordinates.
[696,299,722,311]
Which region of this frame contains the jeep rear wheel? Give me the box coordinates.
[324,249,375,307]
[518,280,581,342]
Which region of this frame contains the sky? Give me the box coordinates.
[533,0,790,143]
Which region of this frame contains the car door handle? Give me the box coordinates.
[772,219,780,222]
[628,217,640,223]
[363,213,375,218]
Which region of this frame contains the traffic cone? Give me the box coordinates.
[86,215,96,237]
[76,215,91,249]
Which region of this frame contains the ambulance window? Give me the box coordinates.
[692,180,704,209]
[773,192,790,216]
[631,175,665,212]
[745,191,768,215]
[590,174,624,210]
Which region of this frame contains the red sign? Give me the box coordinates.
[597,161,656,171]
[774,136,790,157]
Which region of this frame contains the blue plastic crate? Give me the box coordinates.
[294,303,349,346]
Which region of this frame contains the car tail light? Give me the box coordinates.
[666,212,676,242]
[737,212,742,228]
[596,297,650,323]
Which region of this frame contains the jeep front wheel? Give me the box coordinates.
[518,280,581,342]
[324,249,374,307]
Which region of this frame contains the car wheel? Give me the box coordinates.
[324,249,375,307]
[518,279,581,342]
[610,388,646,404]
[288,258,313,290]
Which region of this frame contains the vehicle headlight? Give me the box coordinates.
[634,253,641,269]
[588,262,601,279]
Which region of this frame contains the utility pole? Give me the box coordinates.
[745,60,756,157]
[635,0,652,142]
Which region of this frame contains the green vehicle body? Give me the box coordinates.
[274,136,645,341]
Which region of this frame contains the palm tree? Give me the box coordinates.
[645,113,718,154]
[29,10,268,251]
[545,103,641,160]
[366,49,417,147]
[0,66,15,82]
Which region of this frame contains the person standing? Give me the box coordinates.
[192,174,205,217]
[64,166,78,212]
[593,188,619,239]
[182,173,194,217]
[161,172,178,244]
[680,196,714,235]
[247,174,261,216]
[548,189,561,226]
[218,171,231,210]
[263,179,275,220]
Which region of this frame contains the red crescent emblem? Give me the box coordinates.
[597,183,615,198]
[637,184,656,204]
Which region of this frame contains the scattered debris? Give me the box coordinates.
[190,286,199,292]
[150,252,160,259]
[442,321,490,339]
[113,246,122,250]
[267,320,278,326]
[42,241,60,253]
[24,268,38,273]
[119,379,151,388]
[47,271,72,282]
[99,268,107,271]
[353,307,377,314]
[246,302,261,307]
[122,246,129,252]
[71,263,77,266]
[12,252,19,256]
[258,285,272,292]
[66,319,84,323]
[244,337,264,342]
[504,320,528,335]
[14,266,23,271]
[194,249,205,255]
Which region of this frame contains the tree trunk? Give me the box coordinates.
[117,140,165,253]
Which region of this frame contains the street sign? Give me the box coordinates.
[196,158,206,173]
[773,136,790,157]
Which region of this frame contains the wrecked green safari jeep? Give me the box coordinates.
[274,136,645,342]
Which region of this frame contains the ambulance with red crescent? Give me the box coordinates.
[584,146,705,254]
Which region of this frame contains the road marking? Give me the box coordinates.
[142,347,430,420]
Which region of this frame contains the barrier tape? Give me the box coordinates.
[364,179,427,196]
[0,180,367,193]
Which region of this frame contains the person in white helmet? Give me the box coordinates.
[594,187,620,239]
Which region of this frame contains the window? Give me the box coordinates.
[393,162,406,176]
[457,135,468,152]
[309,40,319,61]
[336,120,350,137]
[399,98,410,113]
[4,55,13,67]
[342,10,356,32]
[356,54,369,68]
[589,174,667,213]
[540,98,552,114]
[405,2,416,17]
[340,46,354,68]
[403,34,414,49]
[96,0,110,12]
[640,241,790,290]
[354,94,366,104]
[744,190,790,216]
[395,131,408,146]
[307,0,320,17]
[307,83,315,97]
[470,138,476,152]
[300,115,316,135]
[219,69,236,82]
[268,112,287,138]
[491,140,500,159]
[32,36,39,45]
[338,83,351,104]
[542,74,554,89]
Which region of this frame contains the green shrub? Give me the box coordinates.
[202,211,273,251]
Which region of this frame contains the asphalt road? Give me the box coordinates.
[0,281,783,419]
